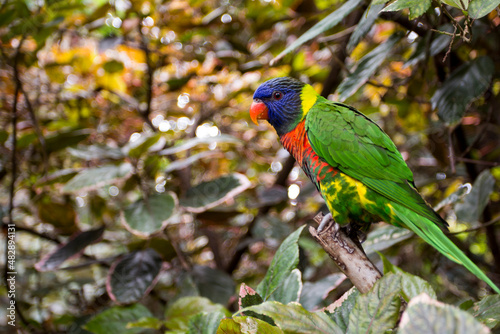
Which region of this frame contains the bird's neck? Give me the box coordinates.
[280,120,308,164]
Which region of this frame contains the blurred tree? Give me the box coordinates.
[1,0,500,332]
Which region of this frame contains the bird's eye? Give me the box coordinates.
[272,91,283,100]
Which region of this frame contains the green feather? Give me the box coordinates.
[391,203,500,294]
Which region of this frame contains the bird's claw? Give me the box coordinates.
[317,212,339,234]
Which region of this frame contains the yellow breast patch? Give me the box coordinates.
[300,84,318,117]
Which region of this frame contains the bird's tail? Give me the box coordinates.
[391,202,500,294]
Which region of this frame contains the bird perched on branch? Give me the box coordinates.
[250,76,499,294]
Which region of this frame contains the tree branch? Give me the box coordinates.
[309,213,382,293]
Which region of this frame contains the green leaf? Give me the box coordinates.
[347,273,401,334]
[441,0,469,10]
[45,129,91,153]
[244,301,343,334]
[362,225,413,255]
[68,145,125,160]
[159,135,241,155]
[399,293,490,334]
[126,317,163,330]
[239,283,274,325]
[379,252,437,300]
[121,192,177,237]
[190,265,236,305]
[382,0,431,19]
[256,225,306,301]
[338,33,402,102]
[103,59,125,73]
[347,4,384,53]
[125,133,166,158]
[35,227,105,271]
[217,317,283,334]
[84,304,153,334]
[300,274,346,311]
[35,169,80,187]
[469,0,500,19]
[324,287,359,333]
[269,268,302,304]
[107,249,163,304]
[272,0,363,63]
[472,294,500,329]
[164,297,230,332]
[180,173,251,213]
[165,151,220,173]
[187,311,226,334]
[431,56,494,125]
[455,169,495,223]
[62,163,133,193]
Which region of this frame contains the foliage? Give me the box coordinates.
[1,0,500,332]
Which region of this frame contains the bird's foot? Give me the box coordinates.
[317,212,333,232]
[345,223,367,244]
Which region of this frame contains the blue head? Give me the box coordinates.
[250,77,307,136]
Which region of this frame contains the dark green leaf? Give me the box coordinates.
[125,133,166,158]
[362,224,413,255]
[347,273,401,333]
[190,265,236,305]
[399,293,489,334]
[469,0,500,19]
[455,169,495,223]
[84,304,153,334]
[35,169,80,187]
[107,249,163,304]
[180,173,251,213]
[256,225,305,301]
[338,33,402,102]
[121,192,177,237]
[272,0,363,63]
[62,163,133,193]
[245,301,343,334]
[239,283,274,325]
[300,273,346,311]
[35,227,104,271]
[431,56,494,125]
[347,4,384,53]
[45,129,91,153]
[472,294,500,329]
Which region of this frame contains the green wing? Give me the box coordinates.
[305,97,447,227]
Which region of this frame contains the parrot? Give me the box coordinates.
[249,76,500,294]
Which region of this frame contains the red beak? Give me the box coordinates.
[250,100,268,125]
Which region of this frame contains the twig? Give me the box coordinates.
[309,213,382,293]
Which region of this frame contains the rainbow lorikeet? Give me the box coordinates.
[250,77,499,294]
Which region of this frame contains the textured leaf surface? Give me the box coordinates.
[272,0,363,63]
[455,170,495,223]
[300,273,346,311]
[217,317,283,334]
[165,296,230,332]
[338,33,402,101]
[180,173,251,213]
[35,227,104,271]
[121,192,177,237]
[245,301,343,334]
[399,293,489,334]
[382,0,431,19]
[347,273,401,333]
[325,287,359,333]
[84,304,153,334]
[469,0,500,19]
[431,56,494,125]
[45,129,91,153]
[257,225,305,301]
[107,249,163,304]
[363,225,413,255]
[187,311,226,334]
[472,294,500,329]
[63,163,133,193]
